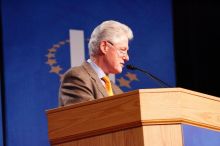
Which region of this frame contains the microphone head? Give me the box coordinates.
[126,64,136,70]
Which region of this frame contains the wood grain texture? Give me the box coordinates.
[54,125,183,146]
[47,91,142,144]
[46,88,220,145]
[143,124,183,146]
[139,88,220,131]
[55,127,144,146]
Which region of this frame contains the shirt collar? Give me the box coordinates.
[87,59,106,79]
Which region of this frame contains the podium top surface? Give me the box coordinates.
[47,87,220,113]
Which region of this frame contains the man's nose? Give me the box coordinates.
[123,54,129,61]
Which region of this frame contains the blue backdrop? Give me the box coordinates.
[183,125,220,146]
[1,0,175,145]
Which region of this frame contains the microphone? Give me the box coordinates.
[126,64,171,88]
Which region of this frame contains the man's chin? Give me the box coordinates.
[111,68,122,74]
[116,68,123,74]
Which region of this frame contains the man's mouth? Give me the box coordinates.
[120,63,124,67]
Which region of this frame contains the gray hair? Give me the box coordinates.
[88,20,133,56]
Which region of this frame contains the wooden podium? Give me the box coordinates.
[46,88,220,146]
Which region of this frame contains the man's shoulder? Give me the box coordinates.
[64,63,84,75]
[66,65,84,74]
[62,62,95,78]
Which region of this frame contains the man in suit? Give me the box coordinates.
[59,20,133,106]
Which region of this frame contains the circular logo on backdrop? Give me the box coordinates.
[45,39,139,88]
[45,39,69,80]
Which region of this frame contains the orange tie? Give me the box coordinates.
[101,76,114,96]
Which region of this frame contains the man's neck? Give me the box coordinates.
[90,56,109,75]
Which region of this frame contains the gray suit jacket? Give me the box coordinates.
[59,61,123,106]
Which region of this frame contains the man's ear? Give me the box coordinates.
[99,41,108,55]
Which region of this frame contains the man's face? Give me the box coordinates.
[102,39,129,74]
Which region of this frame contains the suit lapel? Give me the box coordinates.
[82,62,108,97]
